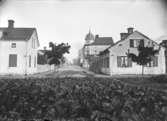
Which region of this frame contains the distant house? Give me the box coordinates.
[0,20,40,75]
[91,27,166,75]
[81,29,114,69]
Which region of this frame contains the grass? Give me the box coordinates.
[116,74,167,92]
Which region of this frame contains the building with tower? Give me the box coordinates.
[80,29,114,69]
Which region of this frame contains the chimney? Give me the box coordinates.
[120,33,128,40]
[127,27,134,34]
[8,20,14,28]
[95,34,99,39]
[161,40,167,48]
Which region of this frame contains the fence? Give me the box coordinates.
[37,64,55,73]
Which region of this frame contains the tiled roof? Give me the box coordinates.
[0,28,36,40]
[91,37,114,45]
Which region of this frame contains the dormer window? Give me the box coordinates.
[11,43,16,48]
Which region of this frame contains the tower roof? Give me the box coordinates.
[85,29,94,41]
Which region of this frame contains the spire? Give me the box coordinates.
[85,27,94,42]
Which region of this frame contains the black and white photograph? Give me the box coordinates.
[0,0,167,120]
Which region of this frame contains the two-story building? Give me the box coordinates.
[0,20,40,75]
[81,29,114,69]
[91,27,166,75]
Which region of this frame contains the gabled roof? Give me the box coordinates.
[101,30,165,53]
[0,27,36,41]
[91,37,114,45]
[84,36,114,47]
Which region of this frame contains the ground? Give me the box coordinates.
[33,64,167,92]
[1,64,167,120]
[1,64,167,91]
[33,64,110,78]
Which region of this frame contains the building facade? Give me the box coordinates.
[90,27,166,75]
[81,29,114,69]
[0,20,40,75]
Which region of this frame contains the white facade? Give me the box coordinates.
[107,31,166,75]
[0,30,39,75]
[85,45,111,56]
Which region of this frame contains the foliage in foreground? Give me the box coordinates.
[0,77,167,121]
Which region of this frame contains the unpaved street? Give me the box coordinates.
[33,65,110,78]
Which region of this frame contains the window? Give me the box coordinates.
[9,54,17,67]
[139,39,144,47]
[103,57,109,68]
[86,49,89,55]
[106,57,109,68]
[29,55,31,67]
[117,56,132,67]
[32,38,35,49]
[34,56,36,68]
[146,56,158,67]
[130,39,144,48]
[130,39,134,47]
[11,43,16,48]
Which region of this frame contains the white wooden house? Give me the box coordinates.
[0,20,40,75]
[91,27,166,75]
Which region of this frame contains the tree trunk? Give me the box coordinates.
[142,65,144,75]
[142,65,144,80]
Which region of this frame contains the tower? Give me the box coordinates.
[85,28,94,44]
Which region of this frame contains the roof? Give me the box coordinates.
[90,37,114,45]
[85,30,94,41]
[38,49,48,55]
[101,30,165,52]
[0,27,36,41]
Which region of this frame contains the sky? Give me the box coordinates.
[0,0,167,62]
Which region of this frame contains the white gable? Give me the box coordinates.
[109,31,165,56]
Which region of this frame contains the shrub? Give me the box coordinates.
[0,77,166,121]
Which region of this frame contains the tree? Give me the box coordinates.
[127,45,160,75]
[45,42,70,66]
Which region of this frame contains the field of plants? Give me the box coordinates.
[0,77,167,121]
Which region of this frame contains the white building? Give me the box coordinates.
[81,29,114,69]
[91,27,166,75]
[0,20,40,75]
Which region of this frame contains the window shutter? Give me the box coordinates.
[29,55,31,67]
[153,56,158,67]
[34,56,36,68]
[140,39,144,47]
[117,56,121,67]
[104,57,107,68]
[9,54,17,67]
[130,39,134,47]
[107,57,109,68]
[128,57,132,67]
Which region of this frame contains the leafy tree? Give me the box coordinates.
[45,42,70,66]
[127,45,160,75]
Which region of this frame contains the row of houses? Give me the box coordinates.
[0,20,54,75]
[79,27,167,75]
